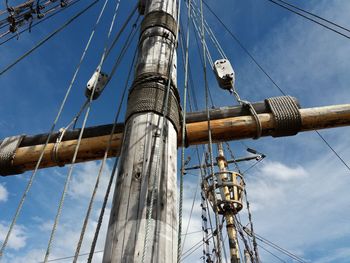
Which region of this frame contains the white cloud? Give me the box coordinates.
[69,161,113,201]
[0,184,8,202]
[1,160,115,262]
[315,247,350,263]
[0,223,27,251]
[259,161,308,181]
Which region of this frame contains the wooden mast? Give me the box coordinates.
[102,0,180,262]
[216,143,240,263]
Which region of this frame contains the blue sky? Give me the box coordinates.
[1,0,350,262]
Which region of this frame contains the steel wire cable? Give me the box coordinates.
[224,142,260,262]
[72,0,122,261]
[199,0,223,261]
[275,0,350,35]
[178,0,191,261]
[0,0,99,76]
[37,250,104,262]
[256,243,287,263]
[87,43,138,263]
[202,0,350,174]
[42,0,111,261]
[0,0,68,31]
[190,0,227,59]
[250,232,307,263]
[181,233,214,261]
[265,0,350,40]
[141,1,182,261]
[179,31,214,260]
[187,8,214,107]
[0,0,83,46]
[176,59,201,248]
[234,215,255,263]
[0,0,101,259]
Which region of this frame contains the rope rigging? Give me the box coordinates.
[87,42,139,263]
[42,0,113,260]
[72,0,122,261]
[78,14,141,262]
[141,0,182,261]
[0,0,82,46]
[265,0,350,40]
[201,0,350,174]
[198,0,223,260]
[178,0,191,260]
[0,0,100,76]
[0,0,138,260]
[1,0,349,262]
[0,0,103,259]
[0,0,77,37]
[178,23,218,263]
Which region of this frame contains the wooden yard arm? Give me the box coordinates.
[1,101,349,176]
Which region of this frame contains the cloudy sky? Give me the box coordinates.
[1,0,350,262]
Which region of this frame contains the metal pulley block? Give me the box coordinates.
[60,0,68,7]
[213,59,235,92]
[85,70,109,100]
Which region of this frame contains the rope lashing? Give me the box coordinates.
[0,135,25,176]
[265,96,302,137]
[51,128,67,167]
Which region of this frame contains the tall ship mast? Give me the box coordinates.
[0,0,350,262]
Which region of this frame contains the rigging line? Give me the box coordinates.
[240,221,306,263]
[0,0,99,76]
[107,15,140,83]
[190,0,227,59]
[224,142,260,262]
[0,0,82,46]
[181,173,200,254]
[178,0,191,261]
[72,1,121,261]
[253,237,304,263]
[37,250,104,262]
[202,148,219,261]
[0,0,101,259]
[275,0,350,35]
[265,0,350,40]
[189,9,214,107]
[199,0,223,261]
[255,243,287,263]
[237,213,255,255]
[181,234,214,261]
[88,42,139,263]
[188,8,214,68]
[178,18,201,112]
[178,28,203,260]
[44,101,94,263]
[253,235,306,263]
[43,0,112,261]
[104,3,138,59]
[235,215,255,263]
[242,158,264,174]
[201,0,286,96]
[181,233,214,258]
[315,130,350,171]
[203,0,350,174]
[182,230,203,236]
[142,0,182,261]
